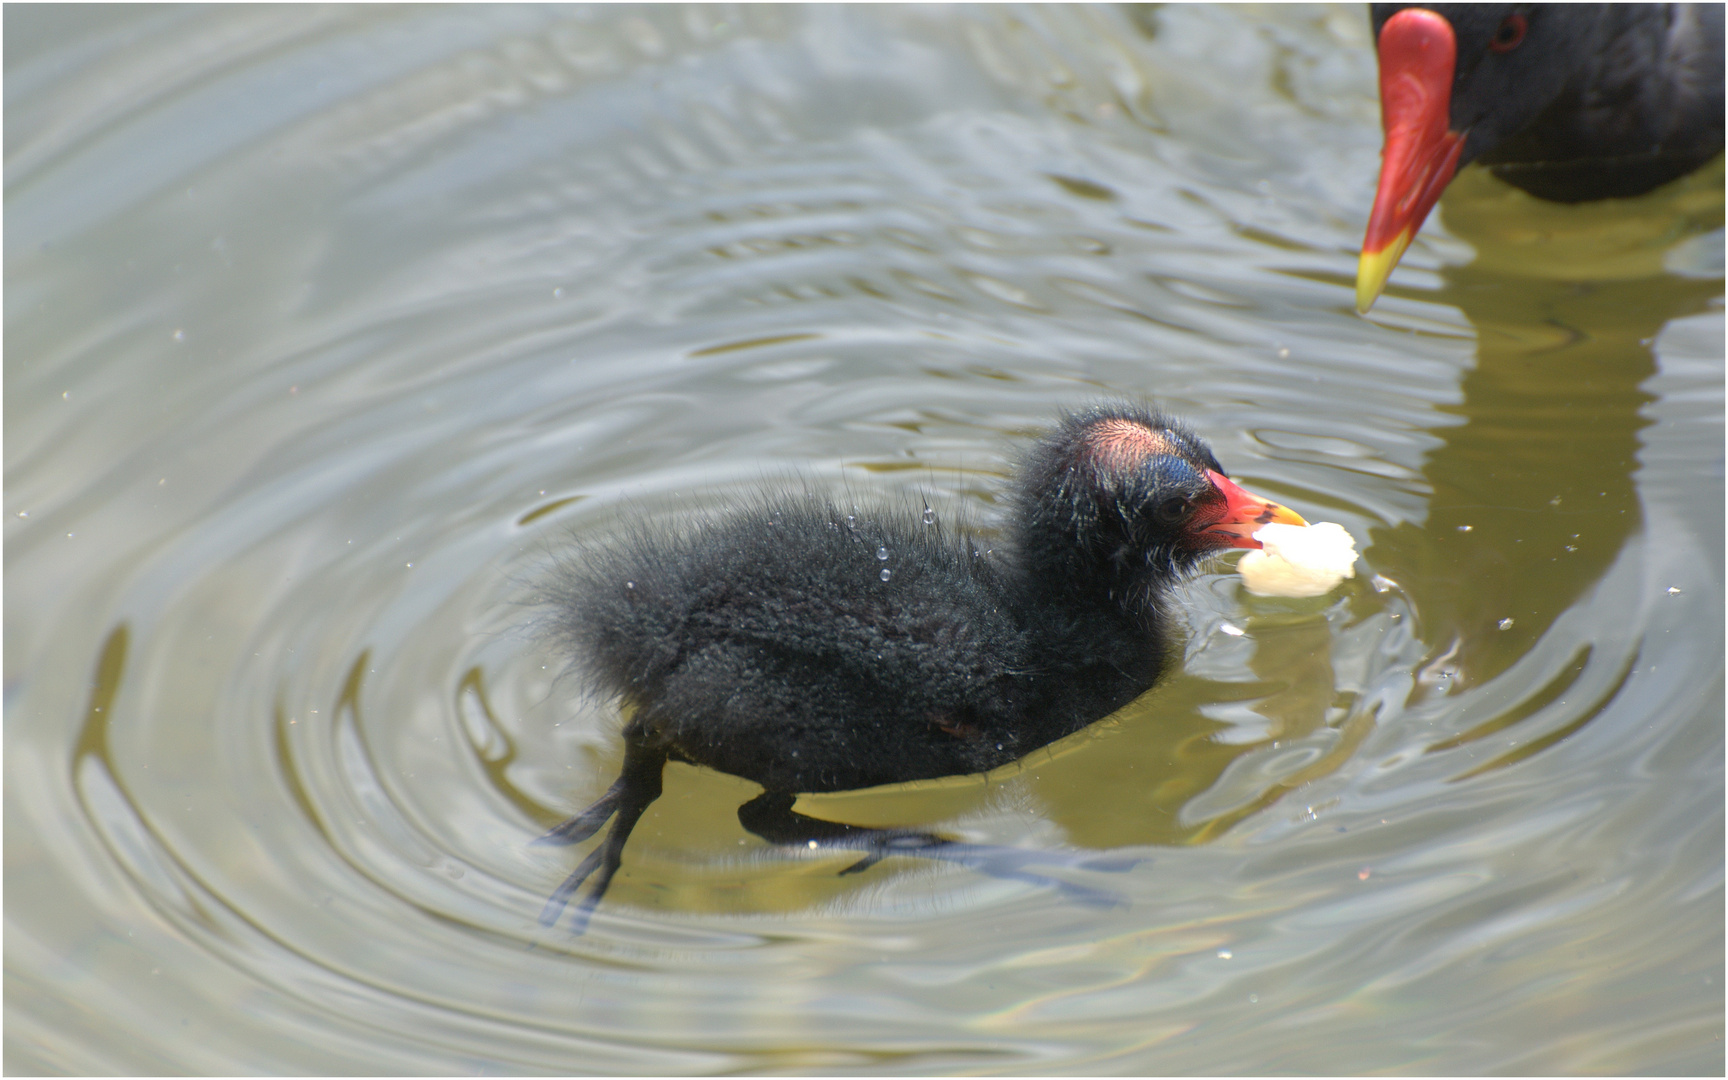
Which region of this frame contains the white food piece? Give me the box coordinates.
[1238,521,1358,598]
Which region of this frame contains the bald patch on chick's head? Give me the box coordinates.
[1080,417,1178,471]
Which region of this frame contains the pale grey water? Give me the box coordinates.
[6,5,1722,1074]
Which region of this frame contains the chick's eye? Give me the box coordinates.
[1153,497,1190,525]
[1490,14,1527,53]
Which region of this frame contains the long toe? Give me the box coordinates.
[539,846,605,927]
[917,842,1130,909]
[534,781,626,847]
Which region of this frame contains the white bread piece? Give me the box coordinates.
[1238,521,1357,598]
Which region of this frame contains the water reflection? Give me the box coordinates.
[1369,166,1723,690]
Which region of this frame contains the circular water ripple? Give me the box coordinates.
[7,5,1720,1074]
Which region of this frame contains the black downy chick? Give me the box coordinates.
[537,403,1305,931]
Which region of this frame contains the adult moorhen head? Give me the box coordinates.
[1357,3,1725,311]
[535,404,1305,931]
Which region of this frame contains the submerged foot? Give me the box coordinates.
[739,791,1142,909]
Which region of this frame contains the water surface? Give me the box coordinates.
[7,5,1722,1074]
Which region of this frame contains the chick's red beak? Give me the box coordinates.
[1357,7,1464,313]
[1199,470,1307,549]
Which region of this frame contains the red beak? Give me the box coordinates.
[1356,7,1464,313]
[1200,470,1307,549]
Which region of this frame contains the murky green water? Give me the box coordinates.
[7,5,1722,1074]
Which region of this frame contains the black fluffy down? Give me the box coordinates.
[541,405,1231,794]
[546,492,1047,793]
[532,403,1278,931]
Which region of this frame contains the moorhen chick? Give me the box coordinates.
[1357,3,1725,310]
[536,403,1305,931]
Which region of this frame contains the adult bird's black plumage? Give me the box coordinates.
[1356,3,1725,310]
[535,404,1305,931]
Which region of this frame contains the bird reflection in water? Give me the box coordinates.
[1365,161,1722,693]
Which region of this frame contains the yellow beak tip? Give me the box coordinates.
[1354,231,1412,315]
